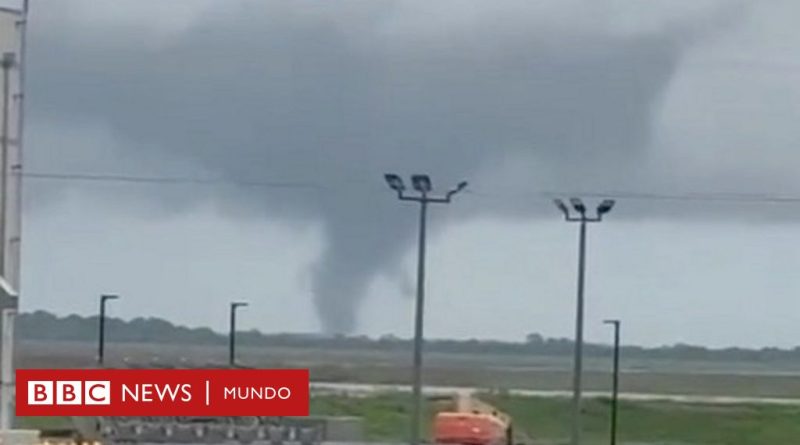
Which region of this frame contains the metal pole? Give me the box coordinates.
[610,321,620,445]
[555,198,614,445]
[8,0,28,292]
[2,3,29,430]
[98,298,105,365]
[98,295,118,366]
[571,218,587,445]
[0,308,14,431]
[411,198,427,445]
[229,304,236,366]
[383,174,467,445]
[0,54,13,276]
[0,54,13,432]
[229,302,248,366]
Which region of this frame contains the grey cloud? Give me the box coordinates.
[25,2,748,332]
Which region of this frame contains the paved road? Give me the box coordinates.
[310,381,800,405]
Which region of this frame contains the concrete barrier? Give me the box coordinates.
[321,418,363,442]
[0,430,39,445]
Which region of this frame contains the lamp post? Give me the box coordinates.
[0,52,15,277]
[384,173,467,445]
[1,2,30,431]
[0,51,13,429]
[229,302,248,367]
[603,319,621,445]
[98,294,119,366]
[554,198,615,445]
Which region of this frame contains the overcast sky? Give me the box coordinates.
[8,0,800,348]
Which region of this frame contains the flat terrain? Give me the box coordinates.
[20,393,800,445]
[311,392,800,445]
[16,340,800,444]
[18,340,800,399]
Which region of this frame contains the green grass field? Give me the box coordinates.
[16,415,73,431]
[16,340,800,444]
[311,393,800,445]
[20,340,800,399]
[19,393,800,444]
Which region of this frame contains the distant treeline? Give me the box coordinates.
[16,310,800,362]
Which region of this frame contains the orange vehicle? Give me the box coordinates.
[432,394,513,445]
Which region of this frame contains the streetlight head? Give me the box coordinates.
[553,199,569,217]
[447,180,468,198]
[411,174,432,193]
[570,198,586,214]
[232,301,248,308]
[603,319,620,325]
[597,199,615,215]
[102,294,119,301]
[384,173,405,192]
[1,52,14,69]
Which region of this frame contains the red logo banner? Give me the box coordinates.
[16,369,309,416]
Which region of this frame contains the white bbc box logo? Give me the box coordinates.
[28,380,111,405]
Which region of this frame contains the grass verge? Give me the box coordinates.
[311,392,800,445]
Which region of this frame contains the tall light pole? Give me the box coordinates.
[2,2,30,431]
[384,173,467,445]
[229,302,248,367]
[554,198,615,445]
[11,0,30,294]
[0,52,15,277]
[98,294,119,366]
[603,319,621,445]
[0,51,15,433]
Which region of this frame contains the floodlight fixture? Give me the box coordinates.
[411,174,432,193]
[570,198,586,214]
[554,199,569,217]
[598,199,615,215]
[0,53,14,69]
[447,181,469,199]
[384,173,405,192]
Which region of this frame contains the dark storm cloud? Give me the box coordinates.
[26,2,742,332]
